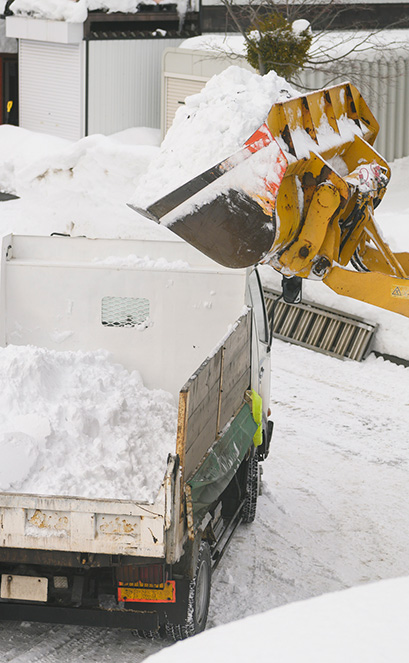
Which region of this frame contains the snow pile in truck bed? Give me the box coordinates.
[0,345,177,502]
[130,66,298,212]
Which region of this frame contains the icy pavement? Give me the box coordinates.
[0,340,408,662]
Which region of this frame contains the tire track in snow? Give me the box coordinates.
[0,624,165,663]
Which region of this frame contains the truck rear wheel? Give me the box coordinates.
[166,541,211,641]
[241,453,259,523]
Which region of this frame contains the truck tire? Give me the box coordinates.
[166,541,211,641]
[241,453,259,524]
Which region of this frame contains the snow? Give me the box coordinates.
[93,254,190,269]
[180,29,409,62]
[130,66,298,211]
[0,345,177,501]
[0,0,88,23]
[0,0,194,23]
[0,124,167,240]
[147,577,409,662]
[0,62,408,660]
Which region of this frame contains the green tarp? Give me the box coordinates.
[187,402,257,527]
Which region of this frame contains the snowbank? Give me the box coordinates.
[147,576,409,663]
[0,124,167,240]
[0,345,177,501]
[180,29,409,62]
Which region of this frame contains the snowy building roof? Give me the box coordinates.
[0,0,188,23]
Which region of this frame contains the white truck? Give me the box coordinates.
[0,232,273,639]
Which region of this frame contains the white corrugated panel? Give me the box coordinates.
[88,39,182,135]
[164,76,206,132]
[19,40,84,141]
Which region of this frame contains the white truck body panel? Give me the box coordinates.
[0,235,247,401]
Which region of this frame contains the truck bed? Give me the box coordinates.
[0,234,253,565]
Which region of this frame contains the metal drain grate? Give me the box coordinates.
[264,288,377,361]
[101,296,150,328]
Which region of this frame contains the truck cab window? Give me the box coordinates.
[248,269,269,344]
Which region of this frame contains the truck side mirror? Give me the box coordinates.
[282,276,302,304]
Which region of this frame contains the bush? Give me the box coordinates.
[245,14,312,77]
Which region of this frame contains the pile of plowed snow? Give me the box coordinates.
[0,345,177,501]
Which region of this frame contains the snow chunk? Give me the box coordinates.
[0,345,177,501]
[292,19,311,35]
[130,66,298,211]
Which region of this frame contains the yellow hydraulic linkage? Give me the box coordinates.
[259,83,409,317]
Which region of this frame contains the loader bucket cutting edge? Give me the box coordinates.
[167,189,277,269]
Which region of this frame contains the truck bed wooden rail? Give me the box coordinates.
[176,309,252,482]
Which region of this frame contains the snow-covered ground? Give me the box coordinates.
[0,64,408,660]
[148,576,409,663]
[1,338,408,662]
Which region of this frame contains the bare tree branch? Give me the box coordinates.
[217,0,409,85]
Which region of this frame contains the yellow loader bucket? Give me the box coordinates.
[130,82,386,270]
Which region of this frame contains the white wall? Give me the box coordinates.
[88,38,183,135]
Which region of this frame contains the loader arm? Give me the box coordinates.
[131,82,409,318]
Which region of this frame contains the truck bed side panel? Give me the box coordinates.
[179,311,252,481]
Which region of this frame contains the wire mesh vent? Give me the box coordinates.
[264,288,377,361]
[102,296,150,328]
